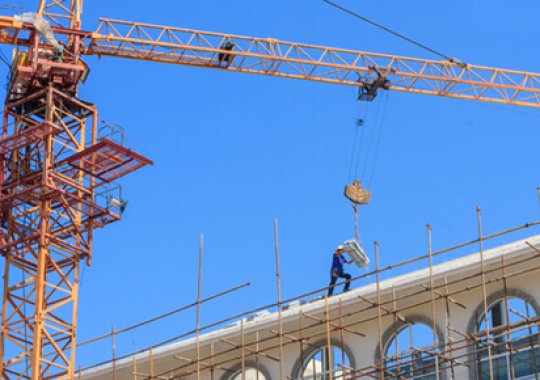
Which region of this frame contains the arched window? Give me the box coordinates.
[222,361,271,380]
[228,367,268,380]
[298,343,353,380]
[383,321,441,380]
[476,296,540,379]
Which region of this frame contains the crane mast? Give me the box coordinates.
[0,1,151,378]
[0,2,538,379]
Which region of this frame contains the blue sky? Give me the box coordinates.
[2,0,540,367]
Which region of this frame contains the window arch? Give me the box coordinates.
[222,361,270,380]
[227,367,268,380]
[474,295,540,380]
[379,317,443,380]
[291,338,355,380]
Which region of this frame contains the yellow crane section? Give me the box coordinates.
[87,18,540,108]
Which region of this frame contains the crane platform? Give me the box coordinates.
[0,122,60,155]
[58,138,153,186]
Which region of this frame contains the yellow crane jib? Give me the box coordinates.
[85,18,540,109]
[0,15,22,29]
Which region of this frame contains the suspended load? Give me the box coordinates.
[344,180,371,205]
[343,239,369,268]
[343,181,370,268]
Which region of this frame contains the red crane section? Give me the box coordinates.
[0,3,152,379]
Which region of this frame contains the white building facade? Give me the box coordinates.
[83,235,540,380]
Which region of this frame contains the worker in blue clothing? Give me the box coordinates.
[328,245,353,296]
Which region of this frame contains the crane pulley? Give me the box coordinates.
[357,66,392,101]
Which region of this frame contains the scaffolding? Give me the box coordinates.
[75,211,540,380]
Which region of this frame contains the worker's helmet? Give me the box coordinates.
[336,245,344,251]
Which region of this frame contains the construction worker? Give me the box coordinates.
[218,39,235,66]
[328,245,353,296]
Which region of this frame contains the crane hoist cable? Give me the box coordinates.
[343,93,389,267]
[366,92,389,191]
[347,100,368,183]
[347,121,361,181]
[347,93,388,190]
[343,107,372,266]
[360,96,383,184]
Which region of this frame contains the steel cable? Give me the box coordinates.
[322,0,457,63]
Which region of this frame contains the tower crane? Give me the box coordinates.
[0,1,538,379]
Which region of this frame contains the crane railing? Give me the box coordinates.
[86,18,540,108]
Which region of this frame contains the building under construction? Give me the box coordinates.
[0,1,539,379]
[76,218,540,380]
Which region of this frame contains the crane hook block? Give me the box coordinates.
[344,180,371,205]
[358,67,391,102]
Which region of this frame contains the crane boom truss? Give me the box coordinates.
[38,0,81,30]
[87,18,540,108]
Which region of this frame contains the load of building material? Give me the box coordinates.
[344,180,371,204]
[343,239,369,267]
